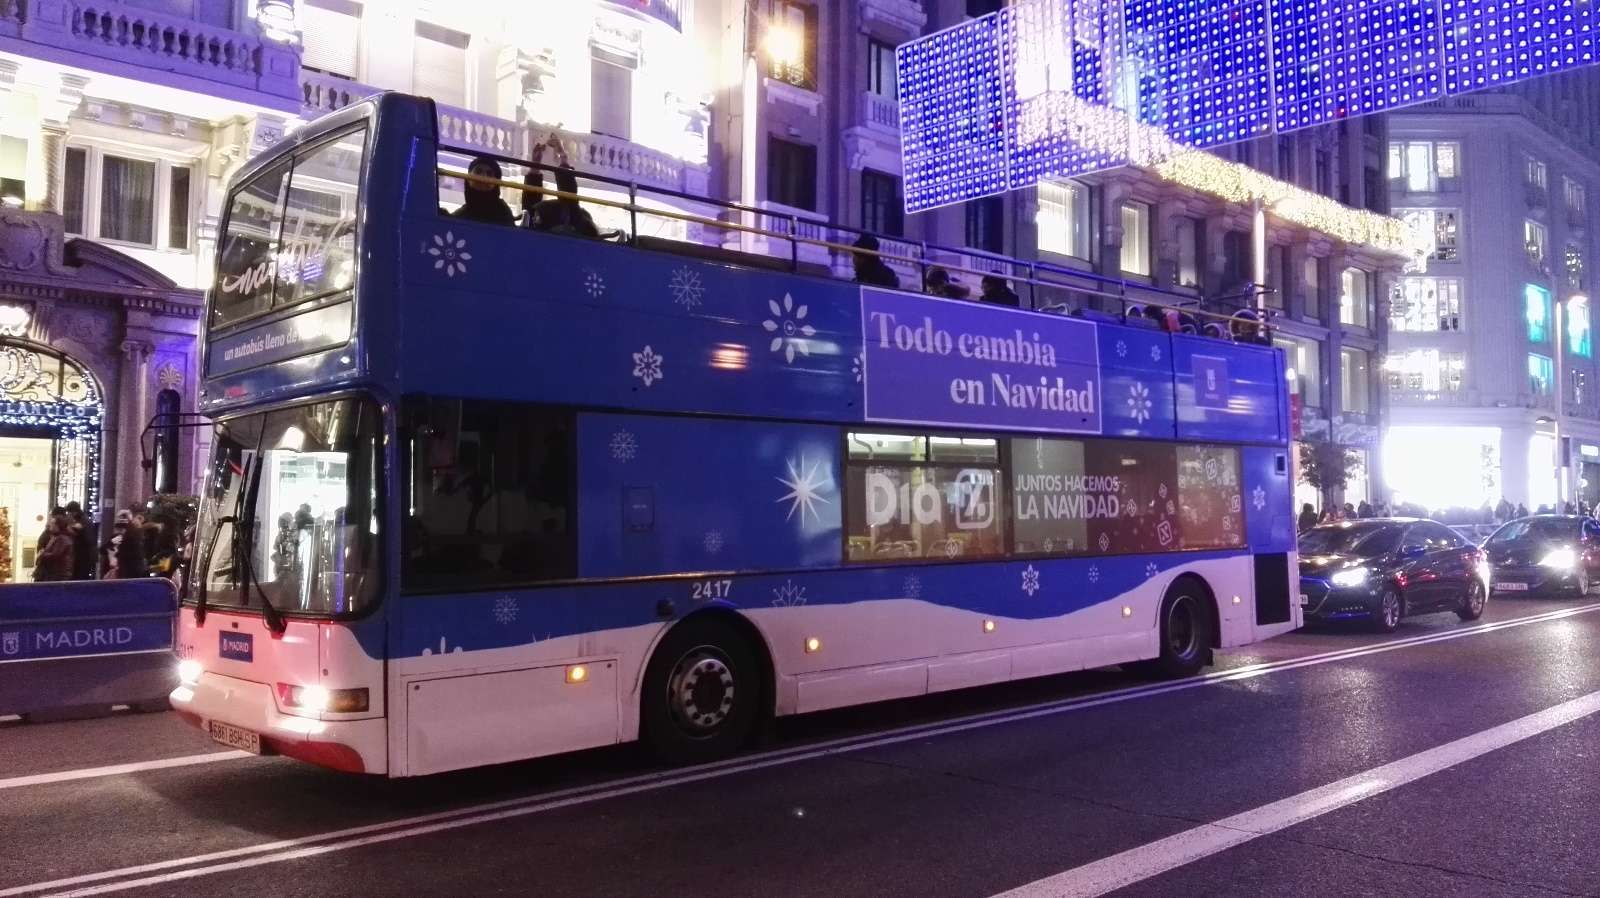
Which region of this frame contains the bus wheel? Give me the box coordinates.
[1149,580,1212,678]
[641,617,760,764]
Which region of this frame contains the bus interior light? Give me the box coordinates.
[565,664,588,684]
[804,637,822,653]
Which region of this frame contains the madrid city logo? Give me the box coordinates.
[2,630,18,656]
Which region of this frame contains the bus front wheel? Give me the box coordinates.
[641,617,761,764]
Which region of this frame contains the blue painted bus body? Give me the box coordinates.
[197,94,1294,667]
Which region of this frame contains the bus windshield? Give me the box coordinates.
[212,126,366,329]
[194,397,381,616]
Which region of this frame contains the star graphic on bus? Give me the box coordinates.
[1128,383,1152,423]
[427,231,470,277]
[763,293,816,364]
[631,345,664,387]
[776,457,832,524]
[1021,565,1040,596]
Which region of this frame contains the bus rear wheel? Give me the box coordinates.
[641,617,761,764]
[1145,580,1213,678]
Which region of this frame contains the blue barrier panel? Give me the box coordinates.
[0,579,177,718]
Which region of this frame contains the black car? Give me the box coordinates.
[1484,515,1600,597]
[1299,518,1487,632]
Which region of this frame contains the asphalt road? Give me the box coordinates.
[4,597,1600,898]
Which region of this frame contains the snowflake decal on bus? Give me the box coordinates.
[903,575,923,599]
[492,596,519,625]
[632,345,664,387]
[584,269,606,298]
[669,266,704,310]
[1021,564,1041,596]
[1150,345,1163,363]
[1145,562,1159,579]
[852,353,865,383]
[1252,485,1267,511]
[421,637,465,656]
[1087,565,1100,583]
[763,293,816,364]
[1115,340,1128,358]
[771,579,808,607]
[609,430,637,462]
[704,530,725,556]
[1128,383,1152,423]
[427,231,470,278]
[777,457,833,524]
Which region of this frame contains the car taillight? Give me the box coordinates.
[276,683,369,713]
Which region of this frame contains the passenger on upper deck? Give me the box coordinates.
[851,234,900,289]
[924,267,970,299]
[451,156,516,226]
[980,275,1020,307]
[527,136,601,239]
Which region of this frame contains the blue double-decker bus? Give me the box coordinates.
[170,94,1298,776]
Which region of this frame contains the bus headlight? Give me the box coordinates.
[177,659,203,685]
[1330,567,1371,588]
[276,683,369,713]
[1541,548,1578,570]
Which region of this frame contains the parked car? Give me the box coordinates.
[1299,518,1488,632]
[1482,515,1600,597]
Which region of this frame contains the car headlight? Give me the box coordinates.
[177,659,203,685]
[1330,566,1371,588]
[1540,547,1578,570]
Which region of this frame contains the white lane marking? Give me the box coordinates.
[6,602,1598,898]
[990,687,1600,898]
[0,752,251,792]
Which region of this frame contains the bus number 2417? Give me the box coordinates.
[691,580,733,601]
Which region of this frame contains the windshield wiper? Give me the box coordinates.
[234,515,287,634]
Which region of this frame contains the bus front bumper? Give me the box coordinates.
[171,672,385,775]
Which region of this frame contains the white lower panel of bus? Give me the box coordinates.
[404,661,620,776]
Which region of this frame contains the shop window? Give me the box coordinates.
[867,39,897,100]
[1274,336,1322,406]
[1388,140,1459,192]
[1384,349,1464,397]
[1566,244,1586,292]
[1566,177,1586,214]
[1339,267,1371,328]
[1396,208,1460,262]
[1526,219,1548,268]
[1341,347,1370,415]
[299,0,362,79]
[1302,256,1323,319]
[1529,353,1555,395]
[591,57,633,140]
[1176,216,1200,288]
[768,1,818,91]
[1526,155,1548,190]
[965,196,1003,254]
[414,21,468,108]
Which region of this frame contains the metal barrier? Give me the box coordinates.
[0,579,177,720]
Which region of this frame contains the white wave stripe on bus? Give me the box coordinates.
[6,602,1597,898]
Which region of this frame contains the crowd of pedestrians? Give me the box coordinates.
[1297,496,1592,533]
[31,503,179,583]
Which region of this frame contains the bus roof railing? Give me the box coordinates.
[435,147,1277,340]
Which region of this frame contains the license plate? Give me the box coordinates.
[1496,582,1529,592]
[208,720,261,754]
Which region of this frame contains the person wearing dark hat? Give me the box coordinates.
[450,156,516,226]
[851,234,900,289]
[980,275,1020,307]
[528,136,601,238]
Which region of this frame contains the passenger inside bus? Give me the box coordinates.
[450,156,516,226]
[851,234,900,289]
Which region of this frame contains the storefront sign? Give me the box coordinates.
[602,0,682,31]
[207,300,353,377]
[1582,443,1600,459]
[860,288,1102,434]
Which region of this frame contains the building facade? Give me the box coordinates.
[1387,71,1600,513]
[0,0,1412,540]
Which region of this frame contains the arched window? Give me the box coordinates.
[153,388,181,494]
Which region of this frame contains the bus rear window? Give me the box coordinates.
[213,127,366,330]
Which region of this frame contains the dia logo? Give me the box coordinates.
[1,630,18,656]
